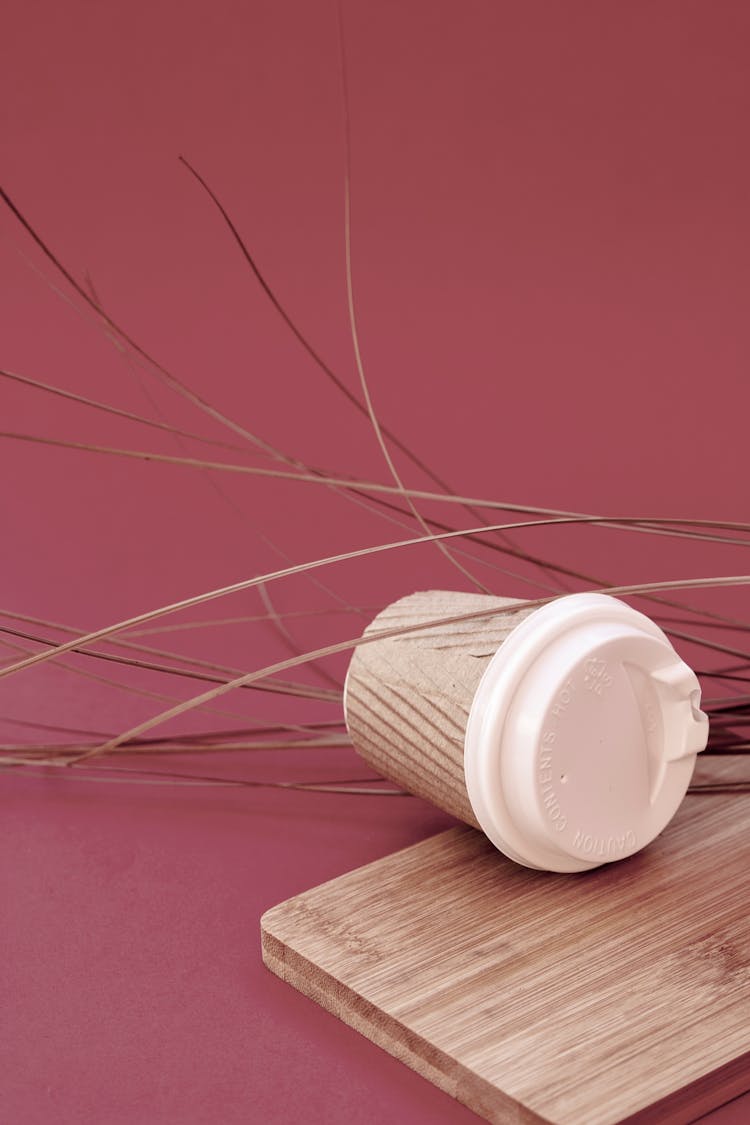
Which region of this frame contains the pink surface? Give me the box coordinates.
[2,2,750,1121]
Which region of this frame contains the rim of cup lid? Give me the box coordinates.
[464,592,709,873]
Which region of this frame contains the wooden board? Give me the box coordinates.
[261,768,750,1125]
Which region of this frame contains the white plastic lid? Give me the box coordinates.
[464,593,709,873]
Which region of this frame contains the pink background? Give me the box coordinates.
[2,1,750,1121]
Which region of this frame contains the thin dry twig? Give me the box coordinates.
[0,366,249,454]
[0,620,341,703]
[0,760,401,795]
[78,573,750,756]
[335,9,488,594]
[5,427,750,552]
[4,514,748,690]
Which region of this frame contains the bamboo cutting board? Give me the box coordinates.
[261,767,750,1125]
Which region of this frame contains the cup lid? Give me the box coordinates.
[464,593,709,872]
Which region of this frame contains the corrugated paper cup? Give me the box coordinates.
[344,590,709,873]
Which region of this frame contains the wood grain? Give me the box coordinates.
[345,590,535,825]
[261,759,750,1125]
